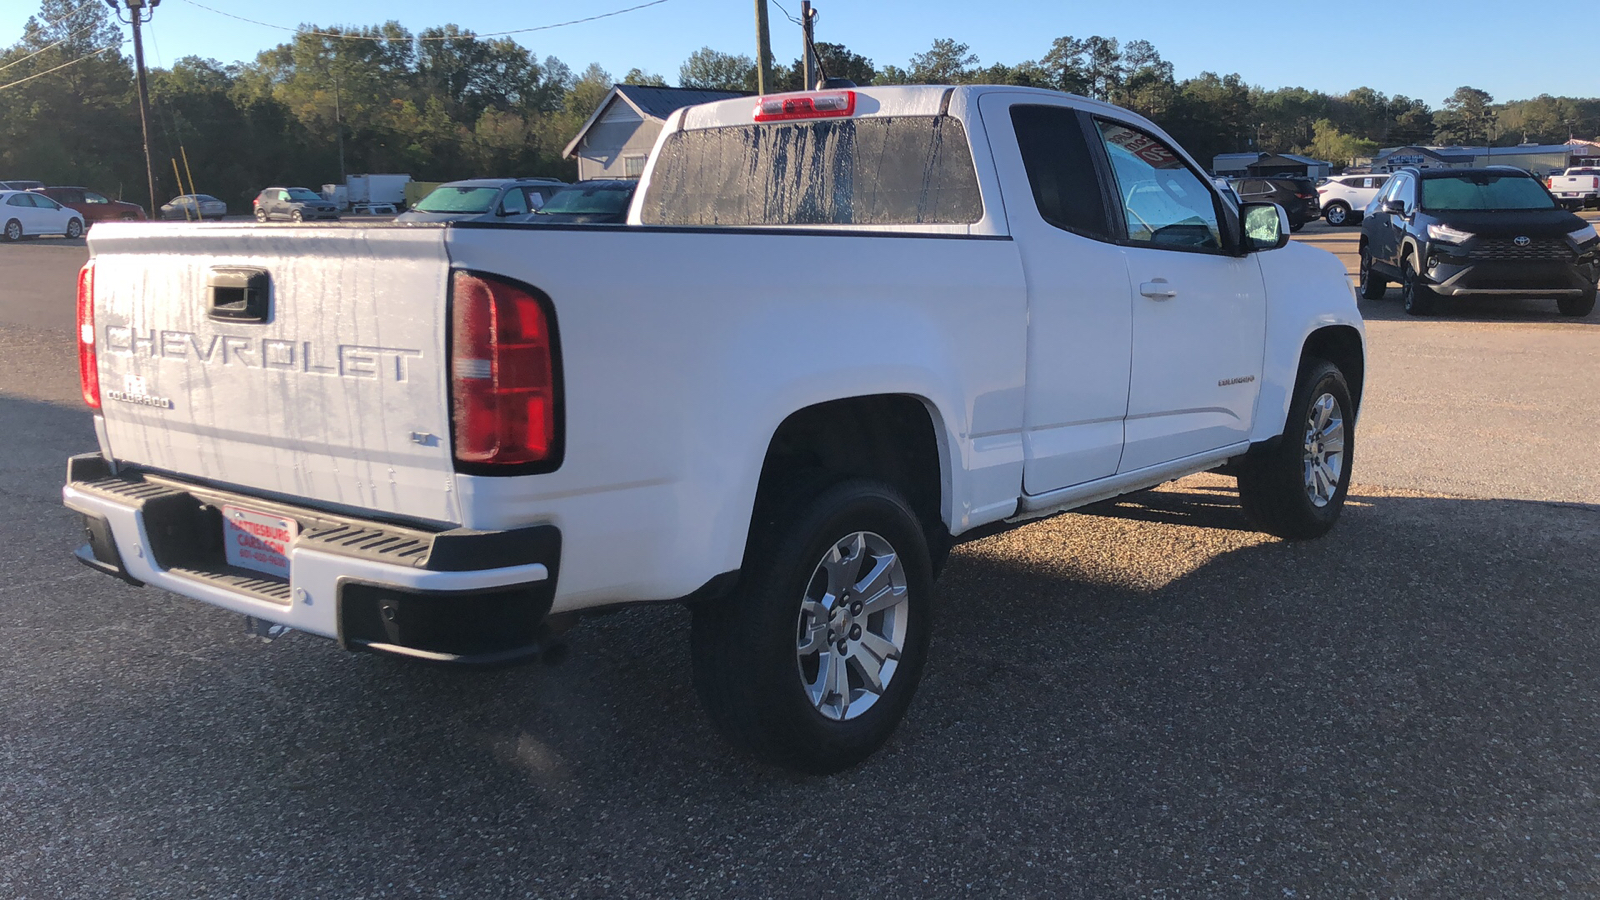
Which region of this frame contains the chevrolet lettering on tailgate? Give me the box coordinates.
[103,327,423,381]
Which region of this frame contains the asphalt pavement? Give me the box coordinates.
[1,220,1598,897]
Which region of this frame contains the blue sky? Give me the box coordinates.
[2,0,1580,107]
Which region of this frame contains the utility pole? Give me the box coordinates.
[753,0,773,94]
[800,1,816,89]
[106,0,160,217]
[332,64,346,182]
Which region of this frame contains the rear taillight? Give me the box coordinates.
[449,270,560,470]
[1295,193,1315,200]
[76,260,100,409]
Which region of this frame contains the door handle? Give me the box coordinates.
[1139,281,1177,300]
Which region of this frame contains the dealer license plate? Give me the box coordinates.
[222,504,299,579]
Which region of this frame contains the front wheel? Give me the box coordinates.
[290,209,304,223]
[65,217,83,239]
[691,478,934,774]
[1558,287,1597,318]
[1401,257,1437,316]
[1358,247,1387,300]
[1324,203,1350,226]
[1236,359,1354,540]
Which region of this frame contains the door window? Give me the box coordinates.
[1094,120,1224,251]
[84,191,109,204]
[1008,105,1112,240]
[499,188,528,216]
[34,195,62,210]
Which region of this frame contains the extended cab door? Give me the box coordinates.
[1089,118,1266,473]
[978,94,1132,493]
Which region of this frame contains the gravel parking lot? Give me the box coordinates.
[1,219,1597,897]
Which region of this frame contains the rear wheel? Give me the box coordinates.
[1401,254,1437,316]
[691,478,934,774]
[3,218,21,242]
[1323,202,1350,226]
[1237,358,1354,540]
[1358,246,1387,300]
[253,207,268,222]
[1558,286,1597,318]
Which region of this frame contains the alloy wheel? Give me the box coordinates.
[794,531,909,721]
[1302,393,1345,507]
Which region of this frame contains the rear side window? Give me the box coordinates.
[640,116,983,226]
[1009,105,1111,240]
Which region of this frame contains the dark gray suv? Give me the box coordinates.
[395,178,568,224]
[253,186,340,222]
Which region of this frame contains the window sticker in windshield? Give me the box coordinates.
[1100,124,1181,169]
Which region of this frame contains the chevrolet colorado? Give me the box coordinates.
[64,85,1365,772]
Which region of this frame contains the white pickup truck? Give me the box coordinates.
[1548,167,1600,209]
[63,85,1365,773]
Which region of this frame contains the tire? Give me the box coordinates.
[1289,221,1304,233]
[1558,286,1597,318]
[290,209,304,223]
[1323,202,1351,226]
[254,207,268,222]
[1358,246,1387,300]
[1236,358,1354,540]
[691,477,935,774]
[1400,253,1437,316]
[2,218,21,242]
[65,218,83,239]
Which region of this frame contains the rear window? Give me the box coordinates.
[540,184,634,215]
[1421,174,1555,211]
[639,116,983,227]
[415,186,500,214]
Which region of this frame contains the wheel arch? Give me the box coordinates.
[750,393,950,557]
[1301,325,1366,415]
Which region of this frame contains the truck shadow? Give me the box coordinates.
[8,468,1600,894]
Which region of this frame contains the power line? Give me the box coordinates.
[174,0,674,42]
[12,0,100,48]
[0,42,121,92]
[0,18,110,76]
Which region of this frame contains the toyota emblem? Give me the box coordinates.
[1513,235,1531,247]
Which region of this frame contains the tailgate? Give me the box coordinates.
[88,224,460,525]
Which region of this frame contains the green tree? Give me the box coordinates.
[1434,86,1495,146]
[1306,119,1378,165]
[678,47,755,91]
[622,68,667,87]
[907,38,977,84]
[776,42,876,91]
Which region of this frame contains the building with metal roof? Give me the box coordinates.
[563,85,751,181]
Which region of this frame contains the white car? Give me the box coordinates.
[1317,174,1390,226]
[1,189,85,241]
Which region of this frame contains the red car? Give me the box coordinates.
[35,186,146,224]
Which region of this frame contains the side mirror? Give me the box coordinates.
[1241,201,1290,252]
[1383,199,1405,215]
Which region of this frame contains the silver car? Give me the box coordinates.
[161,194,229,221]
[396,178,567,224]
